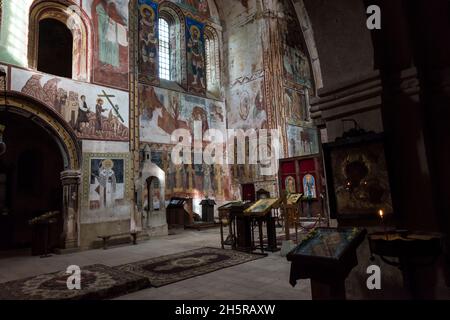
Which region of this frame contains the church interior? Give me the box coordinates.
[0,0,449,301]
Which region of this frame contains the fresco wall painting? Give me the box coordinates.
[89,158,125,210]
[11,67,129,141]
[284,87,308,123]
[286,124,319,158]
[138,0,159,85]
[142,143,230,201]
[227,77,267,130]
[139,84,225,145]
[173,0,210,18]
[227,21,264,86]
[186,16,206,95]
[85,0,130,90]
[279,0,312,89]
[81,153,132,219]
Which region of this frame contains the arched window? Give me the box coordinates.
[159,3,185,86]
[28,2,90,81]
[204,26,220,96]
[158,18,170,80]
[205,36,213,87]
[37,18,73,78]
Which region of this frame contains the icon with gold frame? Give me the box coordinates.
[244,198,281,216]
[287,193,303,205]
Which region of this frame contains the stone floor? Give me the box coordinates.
[0,228,311,300]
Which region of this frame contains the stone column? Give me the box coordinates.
[369,0,448,295]
[405,0,450,286]
[61,170,81,250]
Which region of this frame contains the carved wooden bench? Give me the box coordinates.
[97,231,140,250]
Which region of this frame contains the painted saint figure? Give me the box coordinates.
[191,106,209,135]
[139,4,158,75]
[95,98,107,132]
[97,2,118,67]
[197,0,209,14]
[95,159,117,209]
[167,159,176,193]
[95,0,128,67]
[303,174,316,199]
[194,163,203,190]
[203,164,212,196]
[75,95,90,132]
[187,25,205,89]
[285,176,296,194]
[214,165,223,196]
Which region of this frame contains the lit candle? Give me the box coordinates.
[378,209,388,240]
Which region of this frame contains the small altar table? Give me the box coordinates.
[287,227,367,300]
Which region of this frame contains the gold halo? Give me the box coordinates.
[190,25,201,38]
[102,159,114,170]
[140,4,155,20]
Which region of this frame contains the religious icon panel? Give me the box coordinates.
[323,133,393,220]
[89,158,125,210]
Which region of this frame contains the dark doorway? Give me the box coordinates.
[37,18,73,79]
[0,112,64,251]
[241,183,256,202]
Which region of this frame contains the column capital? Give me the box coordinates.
[60,170,81,185]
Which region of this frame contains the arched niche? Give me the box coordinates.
[135,144,168,237]
[145,176,163,219]
[0,92,82,250]
[28,0,91,82]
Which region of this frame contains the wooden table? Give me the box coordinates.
[287,227,367,300]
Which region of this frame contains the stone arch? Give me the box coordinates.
[1,92,82,249]
[291,0,323,92]
[1,92,81,169]
[28,0,92,82]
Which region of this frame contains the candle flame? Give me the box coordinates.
[379,209,384,218]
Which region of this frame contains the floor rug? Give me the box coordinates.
[115,247,265,287]
[0,264,150,300]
